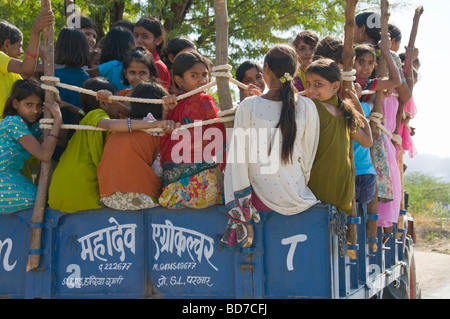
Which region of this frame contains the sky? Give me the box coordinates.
[378,0,450,159]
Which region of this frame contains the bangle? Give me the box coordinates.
[78,109,86,116]
[48,133,58,139]
[25,51,38,59]
[127,117,132,132]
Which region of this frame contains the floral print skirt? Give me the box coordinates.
[158,166,224,209]
[101,192,159,210]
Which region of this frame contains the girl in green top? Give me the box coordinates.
[304,58,372,214]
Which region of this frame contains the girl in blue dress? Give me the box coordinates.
[0,78,61,214]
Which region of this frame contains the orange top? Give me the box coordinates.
[97,130,161,198]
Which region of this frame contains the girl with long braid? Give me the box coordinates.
[221,43,320,249]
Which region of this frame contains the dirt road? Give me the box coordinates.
[415,249,450,298]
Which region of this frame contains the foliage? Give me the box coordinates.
[404,172,450,214]
[1,0,407,66]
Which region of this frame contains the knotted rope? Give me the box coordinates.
[39,64,242,133]
[368,111,402,145]
[39,64,403,145]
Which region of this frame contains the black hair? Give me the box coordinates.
[3,78,45,118]
[236,61,263,83]
[292,30,319,48]
[135,16,166,55]
[314,36,344,65]
[264,43,298,165]
[354,44,377,79]
[128,82,168,119]
[388,24,402,42]
[306,58,364,132]
[162,36,197,70]
[99,27,135,64]
[80,77,118,114]
[122,47,158,86]
[0,20,22,47]
[355,12,381,43]
[55,27,90,67]
[112,20,135,33]
[79,15,98,33]
[172,51,211,89]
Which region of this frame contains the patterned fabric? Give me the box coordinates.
[220,187,259,249]
[101,191,159,210]
[158,166,224,209]
[158,92,226,209]
[372,128,394,202]
[0,116,41,214]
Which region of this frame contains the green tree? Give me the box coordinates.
[1,0,400,64]
[404,172,450,214]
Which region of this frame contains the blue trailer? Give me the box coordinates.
[0,201,419,299]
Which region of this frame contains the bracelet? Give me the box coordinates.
[78,108,86,116]
[48,133,58,139]
[127,117,132,132]
[25,51,38,59]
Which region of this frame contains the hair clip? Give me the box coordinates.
[280,72,293,84]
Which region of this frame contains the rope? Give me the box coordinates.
[367,111,402,145]
[342,69,357,82]
[39,115,236,133]
[40,64,403,142]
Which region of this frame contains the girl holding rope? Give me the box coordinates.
[354,11,411,229]
[352,35,401,204]
[0,10,55,117]
[304,58,372,215]
[158,51,226,209]
[97,82,180,210]
[0,78,61,214]
[47,77,176,213]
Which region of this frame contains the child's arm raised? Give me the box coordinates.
[346,88,372,148]
[372,34,402,91]
[403,46,419,91]
[18,101,62,162]
[7,10,55,76]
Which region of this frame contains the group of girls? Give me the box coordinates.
[0,10,420,252]
[223,12,419,248]
[0,10,223,215]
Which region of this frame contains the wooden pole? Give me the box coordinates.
[342,0,358,260]
[395,6,423,240]
[366,0,390,252]
[214,0,233,112]
[27,0,55,271]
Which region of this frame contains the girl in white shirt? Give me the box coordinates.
[221,43,320,250]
